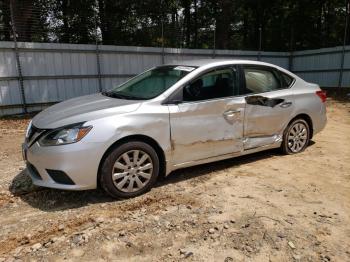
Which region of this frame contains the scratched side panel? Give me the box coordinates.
[169,97,245,165]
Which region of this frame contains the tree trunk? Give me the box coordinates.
[182,0,191,47]
[98,0,113,44]
[0,0,11,41]
[61,0,70,43]
[346,0,350,45]
[215,0,232,49]
[193,0,198,48]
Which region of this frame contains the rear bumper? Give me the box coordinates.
[25,141,106,191]
[313,103,327,136]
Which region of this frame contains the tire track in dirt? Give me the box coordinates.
[0,191,198,256]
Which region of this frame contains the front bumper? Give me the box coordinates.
[24,141,106,190]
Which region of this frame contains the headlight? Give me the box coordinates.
[39,123,92,146]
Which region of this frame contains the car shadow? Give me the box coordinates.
[158,148,279,186]
[10,172,114,212]
[160,140,315,187]
[11,142,315,212]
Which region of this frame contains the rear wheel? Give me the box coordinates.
[100,141,159,198]
[282,119,310,155]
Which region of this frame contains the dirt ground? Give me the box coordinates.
[0,99,349,262]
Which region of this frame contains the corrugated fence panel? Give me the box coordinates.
[102,77,130,91]
[292,46,350,87]
[0,49,17,77]
[164,54,210,64]
[341,51,350,88]
[0,44,24,111]
[293,54,342,71]
[0,80,22,105]
[344,51,350,68]
[341,72,350,87]
[261,57,289,69]
[100,53,162,75]
[0,107,23,116]
[0,41,349,116]
[297,72,340,86]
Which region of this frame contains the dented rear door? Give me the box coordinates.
[241,65,295,149]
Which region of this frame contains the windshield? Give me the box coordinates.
[103,65,196,100]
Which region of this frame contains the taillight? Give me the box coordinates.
[316,90,327,103]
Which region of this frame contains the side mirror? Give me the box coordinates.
[162,98,182,105]
[171,100,182,105]
[162,92,183,105]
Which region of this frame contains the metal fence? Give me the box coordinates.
[0,41,349,116]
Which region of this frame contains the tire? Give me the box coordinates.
[100,141,160,198]
[281,118,310,155]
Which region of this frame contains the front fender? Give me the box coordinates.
[84,103,172,175]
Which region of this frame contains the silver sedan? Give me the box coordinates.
[23,60,327,198]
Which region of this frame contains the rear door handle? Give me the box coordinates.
[280,101,292,108]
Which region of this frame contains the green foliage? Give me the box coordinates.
[1,0,349,51]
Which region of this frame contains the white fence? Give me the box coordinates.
[0,41,349,116]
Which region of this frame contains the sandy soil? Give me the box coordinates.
[0,99,349,262]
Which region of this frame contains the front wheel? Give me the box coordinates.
[281,119,310,155]
[100,141,159,198]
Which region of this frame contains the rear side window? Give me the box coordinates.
[243,67,281,94]
[281,72,294,88]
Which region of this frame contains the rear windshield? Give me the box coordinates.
[107,65,196,100]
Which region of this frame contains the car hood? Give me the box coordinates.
[32,93,142,129]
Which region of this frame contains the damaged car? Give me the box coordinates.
[22,60,327,198]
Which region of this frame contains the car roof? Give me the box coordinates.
[166,58,301,80]
[167,59,277,68]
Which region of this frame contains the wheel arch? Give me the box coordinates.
[289,113,314,139]
[97,134,166,188]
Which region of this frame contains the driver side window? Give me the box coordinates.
[183,66,239,102]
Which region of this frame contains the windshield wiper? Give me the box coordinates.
[101,91,144,100]
[101,91,127,99]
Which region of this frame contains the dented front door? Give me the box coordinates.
[168,97,245,165]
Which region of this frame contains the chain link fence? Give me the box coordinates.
[0,0,350,116]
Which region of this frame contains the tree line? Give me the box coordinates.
[0,0,349,51]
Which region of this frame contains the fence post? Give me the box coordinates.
[212,25,216,58]
[338,48,346,89]
[289,51,294,71]
[161,0,165,64]
[95,44,102,92]
[161,23,165,64]
[257,26,262,61]
[161,45,165,64]
[10,0,27,113]
[94,6,102,92]
[338,0,349,88]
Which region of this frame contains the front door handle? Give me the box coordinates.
[280,101,293,108]
[223,109,241,118]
